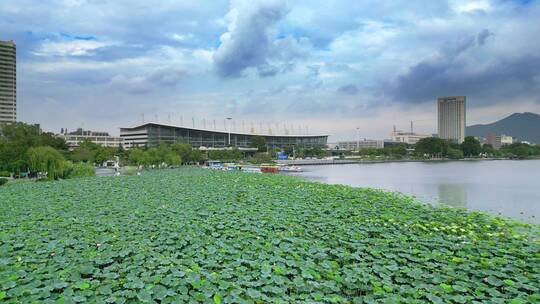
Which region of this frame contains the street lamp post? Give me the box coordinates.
[226,117,232,147]
[356,127,360,152]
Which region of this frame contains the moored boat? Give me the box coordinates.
[278,165,303,172]
[260,165,279,173]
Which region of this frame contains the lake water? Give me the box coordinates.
[291,160,540,224]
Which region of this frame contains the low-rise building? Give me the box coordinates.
[390,129,431,145]
[337,139,384,150]
[487,134,515,149]
[58,128,123,149]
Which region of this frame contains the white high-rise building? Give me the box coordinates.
[0,40,16,124]
[438,96,466,144]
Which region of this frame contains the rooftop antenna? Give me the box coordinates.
[192,117,195,128]
[410,121,413,133]
[393,125,396,133]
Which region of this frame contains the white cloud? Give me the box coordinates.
[452,0,493,14]
[170,33,194,42]
[34,39,111,57]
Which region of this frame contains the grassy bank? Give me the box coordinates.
[0,168,538,303]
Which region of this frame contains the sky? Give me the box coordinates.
[1,0,540,141]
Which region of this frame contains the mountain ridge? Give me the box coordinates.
[466,112,540,144]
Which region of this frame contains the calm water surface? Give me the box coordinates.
[291,160,540,224]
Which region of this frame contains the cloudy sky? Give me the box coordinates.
[1,0,540,140]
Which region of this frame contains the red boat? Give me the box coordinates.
[260,165,279,173]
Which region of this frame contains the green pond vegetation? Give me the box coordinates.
[0,168,538,303]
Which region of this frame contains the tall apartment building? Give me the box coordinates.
[0,40,16,124]
[438,96,466,144]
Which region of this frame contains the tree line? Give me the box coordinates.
[0,123,203,180]
[415,136,540,159]
[348,136,540,160]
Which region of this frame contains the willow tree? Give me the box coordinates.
[26,146,65,180]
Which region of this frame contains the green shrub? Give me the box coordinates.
[63,162,95,179]
[0,178,7,186]
[121,166,138,175]
[249,152,274,164]
[0,171,11,177]
[447,147,464,159]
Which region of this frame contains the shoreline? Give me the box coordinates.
[277,157,537,166]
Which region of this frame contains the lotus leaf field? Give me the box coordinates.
[0,168,539,303]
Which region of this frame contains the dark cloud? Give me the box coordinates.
[477,29,493,46]
[213,0,310,78]
[380,29,540,105]
[384,51,540,105]
[257,64,280,77]
[338,84,359,95]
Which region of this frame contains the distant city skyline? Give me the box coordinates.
[1,0,540,140]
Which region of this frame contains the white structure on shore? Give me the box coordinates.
[390,123,431,145]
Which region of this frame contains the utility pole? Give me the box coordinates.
[226,117,232,146]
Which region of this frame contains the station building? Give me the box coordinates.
[120,122,329,150]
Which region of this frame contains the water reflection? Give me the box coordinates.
[295,160,540,224]
[437,184,467,208]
